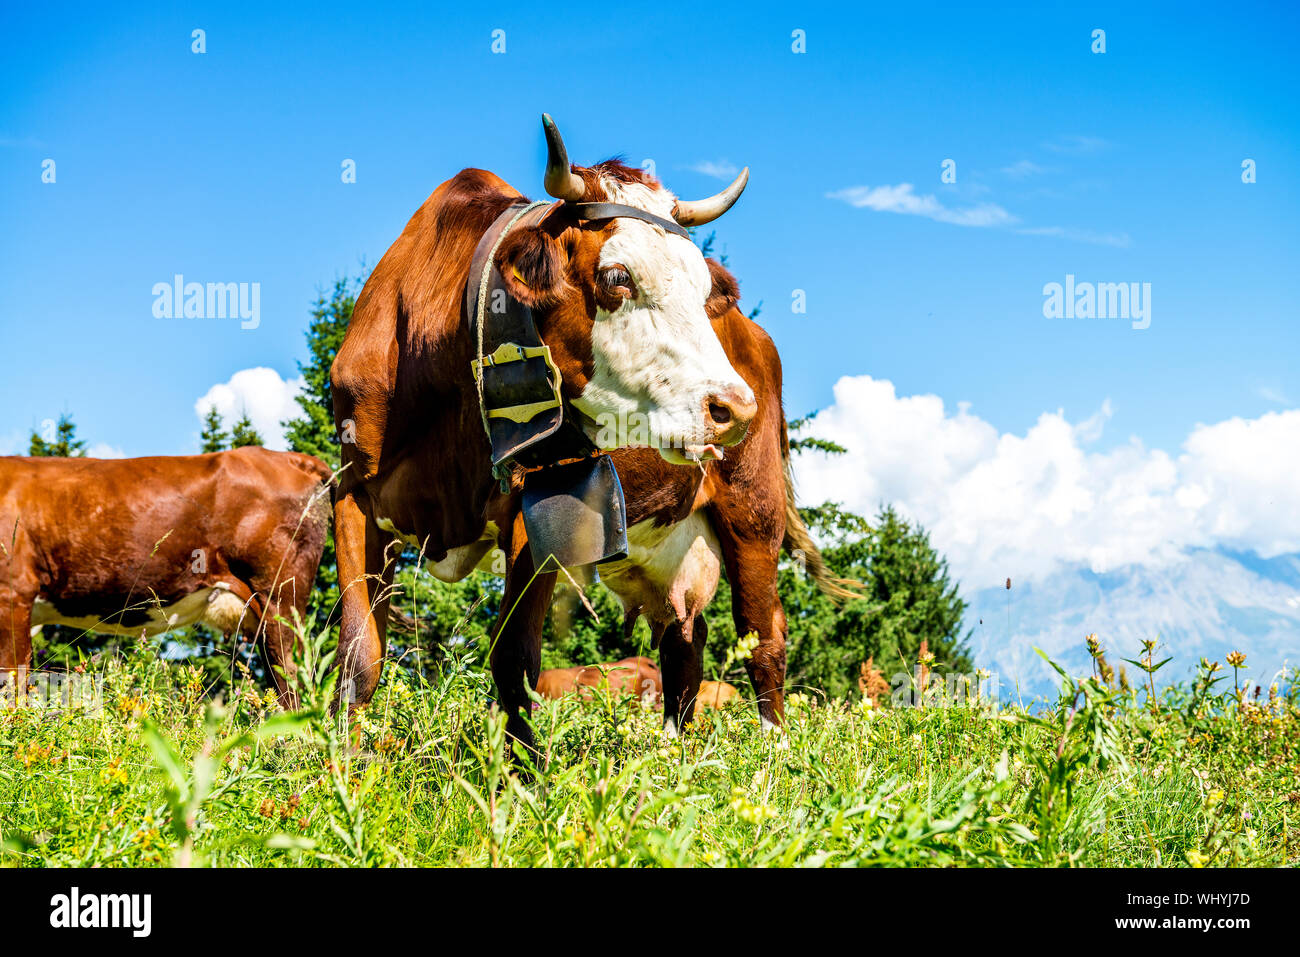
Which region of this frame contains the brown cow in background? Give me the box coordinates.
[0,447,332,704]
[695,680,739,711]
[535,656,662,706]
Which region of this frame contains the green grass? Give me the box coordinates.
[1,629,1296,867]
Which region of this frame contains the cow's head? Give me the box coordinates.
[493,115,756,466]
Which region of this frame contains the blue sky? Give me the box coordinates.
[3,2,1298,685]
[3,1,1295,456]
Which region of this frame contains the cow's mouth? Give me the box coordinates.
[659,444,724,466]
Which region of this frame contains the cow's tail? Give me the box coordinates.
[780,426,865,604]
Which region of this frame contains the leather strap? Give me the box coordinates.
[569,202,691,240]
[465,202,595,478]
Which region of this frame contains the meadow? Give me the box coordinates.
[1,627,1295,868]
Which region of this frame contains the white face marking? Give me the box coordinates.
[571,178,754,462]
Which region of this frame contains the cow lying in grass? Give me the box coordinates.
[534,656,662,707]
[0,447,333,705]
[695,680,739,711]
[489,276,859,751]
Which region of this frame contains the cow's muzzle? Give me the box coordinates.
[704,386,757,446]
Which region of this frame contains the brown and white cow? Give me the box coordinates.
[492,287,860,748]
[329,116,756,714]
[534,656,662,706]
[0,447,332,704]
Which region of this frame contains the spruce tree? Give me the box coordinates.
[29,414,86,457]
[282,276,360,467]
[199,407,229,452]
[229,413,264,448]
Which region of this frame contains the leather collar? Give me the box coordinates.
[569,202,691,240]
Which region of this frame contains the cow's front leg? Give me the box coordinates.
[0,595,33,706]
[712,515,787,729]
[333,489,395,711]
[490,519,556,768]
[659,615,706,736]
[743,601,788,731]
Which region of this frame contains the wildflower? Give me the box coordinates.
[1186,849,1209,868]
[1225,651,1247,668]
[731,632,760,662]
[99,759,129,788]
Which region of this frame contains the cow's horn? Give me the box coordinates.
[542,113,586,202]
[671,167,749,226]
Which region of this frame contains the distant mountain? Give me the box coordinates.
[963,548,1300,704]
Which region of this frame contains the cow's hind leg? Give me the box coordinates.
[0,595,33,705]
[659,615,706,736]
[255,594,302,710]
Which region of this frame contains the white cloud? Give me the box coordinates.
[1042,135,1109,154]
[827,183,1017,228]
[195,367,305,451]
[829,180,1129,246]
[1001,159,1045,178]
[791,375,1300,589]
[1015,225,1132,248]
[85,443,126,459]
[688,160,740,180]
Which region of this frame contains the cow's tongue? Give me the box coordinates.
[684,443,724,462]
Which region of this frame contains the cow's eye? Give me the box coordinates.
[599,265,635,297]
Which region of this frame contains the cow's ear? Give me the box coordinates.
[496,226,569,308]
[704,257,740,319]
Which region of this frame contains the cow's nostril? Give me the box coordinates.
[709,402,732,426]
